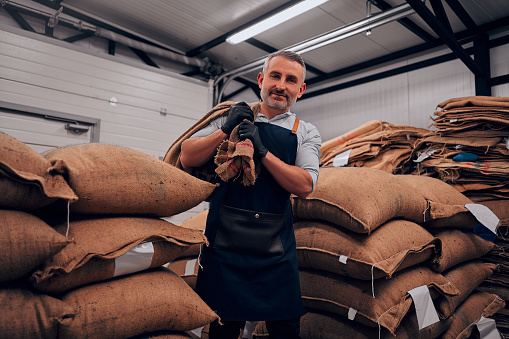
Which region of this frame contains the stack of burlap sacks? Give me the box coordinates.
[404,96,509,337]
[253,166,505,339]
[319,120,433,174]
[0,131,220,339]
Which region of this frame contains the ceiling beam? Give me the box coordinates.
[429,0,453,33]
[64,32,94,43]
[406,0,484,77]
[302,27,509,99]
[186,0,301,57]
[444,0,477,33]
[373,0,435,42]
[130,48,159,68]
[4,6,36,32]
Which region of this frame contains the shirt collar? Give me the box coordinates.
[256,110,293,122]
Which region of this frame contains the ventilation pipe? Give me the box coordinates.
[2,0,212,71]
[213,2,416,105]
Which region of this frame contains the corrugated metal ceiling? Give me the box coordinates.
[6,0,509,102]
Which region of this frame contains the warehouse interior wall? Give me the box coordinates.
[229,28,509,145]
[0,23,212,224]
[1,15,508,222]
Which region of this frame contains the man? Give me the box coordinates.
[180,50,321,339]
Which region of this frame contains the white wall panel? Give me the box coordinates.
[0,24,210,159]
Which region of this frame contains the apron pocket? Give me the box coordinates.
[214,205,285,256]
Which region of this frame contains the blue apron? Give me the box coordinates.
[196,120,306,322]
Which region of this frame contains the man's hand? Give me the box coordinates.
[221,102,254,135]
[238,121,268,158]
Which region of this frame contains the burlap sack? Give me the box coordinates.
[291,167,427,233]
[163,101,261,184]
[60,267,219,338]
[0,209,71,283]
[299,266,459,334]
[130,330,193,338]
[438,260,497,319]
[479,199,509,220]
[0,131,77,210]
[397,174,478,229]
[437,95,509,110]
[294,219,438,280]
[44,143,216,216]
[253,308,449,339]
[178,209,208,258]
[214,123,259,186]
[0,282,75,339]
[441,291,505,339]
[429,229,495,273]
[166,257,199,290]
[30,216,207,294]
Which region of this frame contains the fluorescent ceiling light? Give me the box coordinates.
[226,0,329,44]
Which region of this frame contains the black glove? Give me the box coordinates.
[238,121,268,158]
[221,102,254,135]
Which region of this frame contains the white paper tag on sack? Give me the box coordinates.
[414,149,436,163]
[465,203,500,235]
[477,316,502,339]
[408,285,440,329]
[185,259,198,276]
[333,149,352,167]
[114,241,154,277]
[348,308,357,320]
[339,255,348,264]
[190,326,204,337]
[242,321,259,338]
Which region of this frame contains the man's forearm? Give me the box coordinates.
[261,152,313,199]
[180,129,227,169]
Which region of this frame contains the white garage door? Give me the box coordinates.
[0,102,100,153]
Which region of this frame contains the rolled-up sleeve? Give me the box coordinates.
[296,122,321,191]
[189,116,226,138]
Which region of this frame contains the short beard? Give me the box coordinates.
[261,89,297,111]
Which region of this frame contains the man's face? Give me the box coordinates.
[258,56,306,111]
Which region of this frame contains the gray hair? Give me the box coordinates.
[262,50,307,83]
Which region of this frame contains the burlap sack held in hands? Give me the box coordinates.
[44,143,216,216]
[163,101,261,184]
[214,122,259,186]
[59,267,219,338]
[30,216,208,294]
[0,131,77,210]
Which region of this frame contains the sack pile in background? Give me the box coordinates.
[286,166,504,338]
[404,96,509,337]
[0,132,218,339]
[320,120,432,174]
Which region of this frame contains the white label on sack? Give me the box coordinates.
[348,308,357,320]
[414,149,436,163]
[506,138,509,150]
[190,326,204,337]
[465,203,500,235]
[477,316,502,339]
[185,259,198,276]
[333,149,352,167]
[242,321,259,338]
[450,119,458,123]
[408,285,440,329]
[113,241,154,277]
[339,255,348,264]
